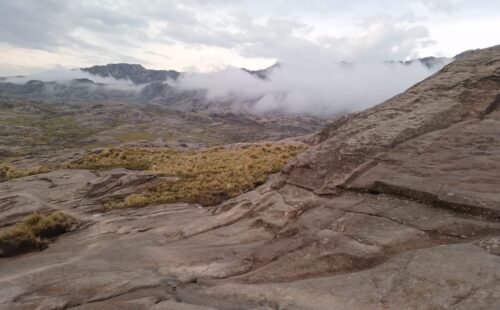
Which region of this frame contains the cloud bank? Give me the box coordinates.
[3,59,448,117]
[175,59,449,116]
[4,67,142,91]
[0,0,498,73]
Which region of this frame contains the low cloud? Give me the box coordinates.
[3,59,450,117]
[4,67,143,91]
[175,59,449,116]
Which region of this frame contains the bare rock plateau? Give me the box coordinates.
[1,45,499,309]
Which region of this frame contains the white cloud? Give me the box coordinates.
[420,0,456,13]
[0,0,498,73]
[175,58,449,116]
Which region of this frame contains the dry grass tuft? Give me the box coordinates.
[72,143,307,208]
[0,164,50,182]
[0,212,76,257]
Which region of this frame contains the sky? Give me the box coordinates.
[0,0,499,75]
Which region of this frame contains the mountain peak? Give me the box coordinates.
[242,63,281,79]
[81,63,179,84]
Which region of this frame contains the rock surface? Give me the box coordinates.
[0,45,499,309]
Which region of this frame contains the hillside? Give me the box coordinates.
[0,45,499,309]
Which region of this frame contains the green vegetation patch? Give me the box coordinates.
[72,143,307,208]
[0,212,76,257]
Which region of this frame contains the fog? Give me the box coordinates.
[1,60,451,116]
[4,67,143,91]
[174,59,450,116]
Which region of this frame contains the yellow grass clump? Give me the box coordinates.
[0,212,76,256]
[72,143,307,208]
[0,164,50,182]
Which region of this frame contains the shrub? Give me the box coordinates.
[0,164,49,182]
[0,212,76,257]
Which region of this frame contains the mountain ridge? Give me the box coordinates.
[80,63,180,84]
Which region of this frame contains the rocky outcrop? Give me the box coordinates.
[284,45,500,203]
[0,45,499,309]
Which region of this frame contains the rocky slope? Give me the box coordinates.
[0,45,499,309]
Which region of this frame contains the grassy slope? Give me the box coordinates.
[72,143,307,207]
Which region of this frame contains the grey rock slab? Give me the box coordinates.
[1,46,500,309]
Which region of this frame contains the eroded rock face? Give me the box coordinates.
[0,45,499,309]
[284,45,500,198]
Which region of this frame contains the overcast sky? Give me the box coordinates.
[0,0,499,75]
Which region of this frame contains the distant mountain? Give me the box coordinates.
[245,58,449,80]
[0,80,59,96]
[80,63,180,84]
[0,78,135,100]
[242,63,281,79]
[0,56,450,108]
[385,56,451,69]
